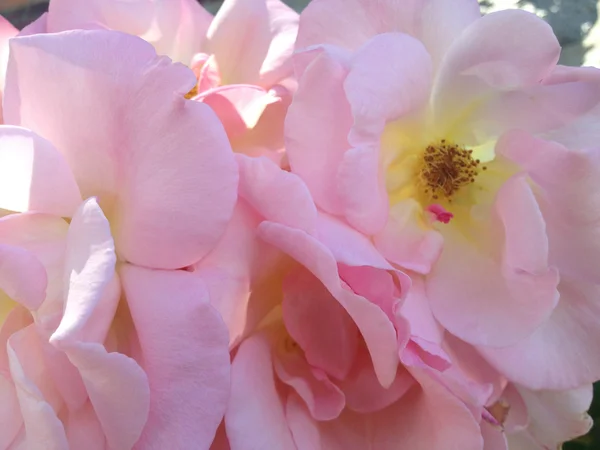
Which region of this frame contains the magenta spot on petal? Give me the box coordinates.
[427,204,454,224]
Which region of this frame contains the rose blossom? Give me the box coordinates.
[41,0,299,159]
[281,0,600,446]
[189,154,489,449]
[0,28,238,448]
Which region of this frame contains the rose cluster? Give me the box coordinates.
[0,0,600,449]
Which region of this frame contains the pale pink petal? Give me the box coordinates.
[197,85,279,138]
[374,200,444,274]
[48,0,212,63]
[480,279,600,390]
[65,402,106,450]
[428,176,559,347]
[7,325,68,450]
[315,212,411,296]
[338,346,415,413]
[345,33,432,137]
[237,154,317,234]
[0,243,46,311]
[517,385,593,448]
[317,370,483,450]
[337,145,389,235]
[258,0,299,87]
[0,372,21,449]
[282,267,358,380]
[258,221,399,388]
[0,15,17,123]
[470,79,600,140]
[433,10,560,139]
[50,198,116,343]
[59,343,150,450]
[226,333,296,450]
[0,126,81,216]
[398,276,444,345]
[505,432,543,450]
[443,334,506,405]
[0,307,29,449]
[285,47,352,215]
[501,384,529,433]
[273,347,345,421]
[120,265,230,449]
[418,0,481,69]
[191,202,264,346]
[285,394,322,450]
[5,30,238,269]
[296,0,479,54]
[205,0,271,85]
[497,130,600,284]
[206,0,297,87]
[0,213,69,324]
[480,421,508,450]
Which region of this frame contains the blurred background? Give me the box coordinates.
[1,0,599,448]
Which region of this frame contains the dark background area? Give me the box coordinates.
[1,0,600,448]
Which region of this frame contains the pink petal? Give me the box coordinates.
[374,200,444,274]
[338,346,415,414]
[5,30,238,269]
[258,0,299,87]
[398,276,444,345]
[120,265,230,449]
[296,0,479,54]
[480,421,508,450]
[433,10,560,139]
[226,333,296,450]
[315,212,411,296]
[345,33,432,137]
[48,0,212,64]
[428,176,559,347]
[497,130,600,284]
[0,372,21,449]
[285,394,322,450]
[191,202,264,346]
[50,198,117,344]
[0,126,81,216]
[285,47,352,215]
[237,153,317,234]
[282,267,358,380]
[316,370,483,450]
[479,278,600,389]
[205,0,297,87]
[59,343,150,450]
[517,385,593,448]
[197,85,279,138]
[205,0,271,85]
[337,145,389,235]
[65,402,106,450]
[0,15,17,123]
[258,221,399,388]
[0,243,47,311]
[7,325,69,450]
[273,346,345,421]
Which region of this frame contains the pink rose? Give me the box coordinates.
[41,0,299,160]
[0,28,237,447]
[287,0,600,393]
[192,155,485,449]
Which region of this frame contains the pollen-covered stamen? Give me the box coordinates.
[420,140,486,201]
